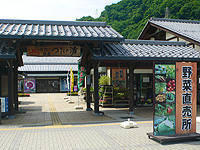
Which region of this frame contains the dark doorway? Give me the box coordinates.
[36,79,60,93]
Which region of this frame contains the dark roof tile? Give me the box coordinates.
[148,18,200,43]
[0,19,123,41]
[93,40,200,61]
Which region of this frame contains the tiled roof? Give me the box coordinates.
[22,55,80,64]
[27,72,77,77]
[26,74,77,77]
[18,55,79,72]
[140,18,200,43]
[0,19,123,41]
[91,40,200,61]
[18,65,78,72]
[0,41,16,58]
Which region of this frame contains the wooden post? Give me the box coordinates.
[86,61,92,111]
[8,59,14,116]
[129,65,134,113]
[93,61,100,115]
[14,61,19,111]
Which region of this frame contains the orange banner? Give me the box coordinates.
[176,62,197,134]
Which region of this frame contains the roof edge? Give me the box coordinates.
[121,39,187,46]
[150,18,200,24]
[0,19,107,27]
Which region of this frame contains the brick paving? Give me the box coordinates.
[0,93,200,149]
[0,122,199,149]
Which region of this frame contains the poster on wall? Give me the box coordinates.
[176,62,197,134]
[60,77,70,92]
[154,63,176,136]
[24,78,36,93]
[112,68,126,88]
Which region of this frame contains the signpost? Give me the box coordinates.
[176,62,197,134]
[147,62,200,144]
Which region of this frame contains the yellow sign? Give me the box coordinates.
[27,45,81,56]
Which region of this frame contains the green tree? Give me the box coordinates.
[77,0,200,39]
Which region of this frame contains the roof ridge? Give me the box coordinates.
[0,19,107,27]
[23,63,78,65]
[150,18,200,24]
[122,39,187,46]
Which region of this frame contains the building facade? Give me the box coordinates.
[18,55,79,93]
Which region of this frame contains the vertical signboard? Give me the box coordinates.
[176,62,197,134]
[0,97,8,112]
[112,68,126,88]
[154,63,176,136]
[24,78,36,93]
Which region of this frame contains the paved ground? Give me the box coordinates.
[0,93,200,150]
[1,93,154,126]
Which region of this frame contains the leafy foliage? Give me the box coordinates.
[77,0,200,39]
[99,75,111,85]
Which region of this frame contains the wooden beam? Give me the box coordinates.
[129,64,134,112]
[8,59,14,116]
[86,61,92,111]
[14,60,19,111]
[147,30,163,38]
[166,36,178,41]
[93,61,100,114]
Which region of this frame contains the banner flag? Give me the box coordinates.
[70,68,74,93]
[67,69,70,90]
[78,59,86,91]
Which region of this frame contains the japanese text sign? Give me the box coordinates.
[176,62,197,134]
[27,45,81,57]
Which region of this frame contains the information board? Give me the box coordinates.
[154,63,176,136]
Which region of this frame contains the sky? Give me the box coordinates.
[1,0,121,21]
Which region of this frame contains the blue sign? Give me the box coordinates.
[1,97,8,112]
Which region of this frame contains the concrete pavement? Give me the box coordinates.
[0,93,200,149]
[0,121,199,150]
[1,93,154,126]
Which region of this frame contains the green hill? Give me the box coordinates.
[77,0,200,39]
